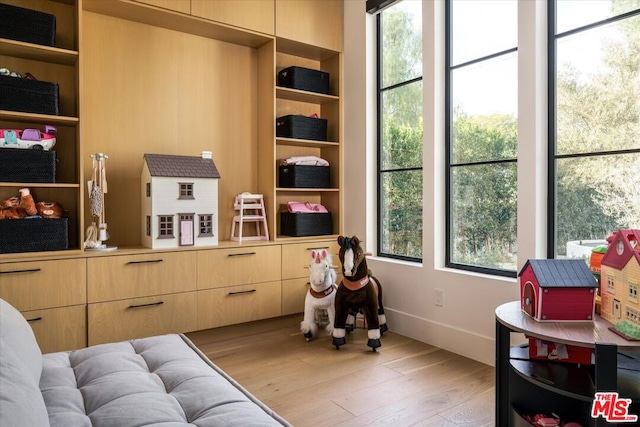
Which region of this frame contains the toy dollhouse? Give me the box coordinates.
[141,152,220,249]
[519,259,599,322]
[599,229,640,337]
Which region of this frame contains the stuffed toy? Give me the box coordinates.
[36,201,64,218]
[332,235,388,351]
[300,249,338,341]
[0,188,37,219]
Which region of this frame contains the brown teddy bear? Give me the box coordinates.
[36,201,64,218]
[0,188,37,219]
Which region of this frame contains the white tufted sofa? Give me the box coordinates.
[0,298,290,427]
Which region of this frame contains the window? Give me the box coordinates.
[606,275,615,293]
[376,0,423,260]
[549,1,640,258]
[627,306,640,327]
[179,183,194,199]
[146,182,151,197]
[446,0,518,275]
[629,281,638,303]
[146,215,151,236]
[158,215,174,239]
[199,214,214,237]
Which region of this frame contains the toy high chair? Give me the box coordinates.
[230,193,269,242]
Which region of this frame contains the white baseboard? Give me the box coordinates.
[384,308,495,367]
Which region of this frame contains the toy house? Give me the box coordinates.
[599,229,640,336]
[519,259,599,322]
[141,152,220,249]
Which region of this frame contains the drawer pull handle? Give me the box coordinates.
[0,268,42,275]
[228,289,256,296]
[126,259,163,265]
[26,317,42,322]
[307,246,329,250]
[228,252,256,257]
[127,301,164,309]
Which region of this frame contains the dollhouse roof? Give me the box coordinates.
[519,259,598,288]
[601,229,640,271]
[143,153,220,179]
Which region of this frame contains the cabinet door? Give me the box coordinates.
[281,240,340,279]
[282,277,308,315]
[197,281,281,329]
[23,305,87,353]
[88,291,198,345]
[134,0,190,14]
[0,259,86,311]
[192,0,274,35]
[197,245,281,289]
[87,252,196,303]
[275,0,343,51]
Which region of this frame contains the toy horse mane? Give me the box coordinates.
[338,235,368,281]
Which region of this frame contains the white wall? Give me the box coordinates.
[343,0,548,366]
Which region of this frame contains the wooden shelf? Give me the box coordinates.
[276,87,339,104]
[276,187,339,192]
[0,38,78,65]
[82,0,273,48]
[0,111,79,126]
[276,137,339,148]
[0,183,79,188]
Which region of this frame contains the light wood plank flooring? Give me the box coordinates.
[187,315,495,426]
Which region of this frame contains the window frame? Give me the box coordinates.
[444,0,518,278]
[546,2,640,258]
[375,2,424,263]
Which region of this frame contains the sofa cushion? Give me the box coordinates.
[0,339,51,427]
[40,334,289,427]
[0,298,42,383]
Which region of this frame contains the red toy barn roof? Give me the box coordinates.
[601,229,640,271]
[519,259,598,288]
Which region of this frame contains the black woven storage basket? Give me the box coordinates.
[0,75,60,115]
[0,3,56,47]
[0,218,68,254]
[0,149,56,183]
[278,66,330,95]
[276,115,327,141]
[280,212,332,237]
[279,165,330,188]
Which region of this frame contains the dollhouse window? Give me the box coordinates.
[199,214,213,237]
[158,215,174,238]
[629,282,638,303]
[606,276,615,293]
[146,183,151,197]
[626,307,640,326]
[146,216,151,236]
[179,183,194,199]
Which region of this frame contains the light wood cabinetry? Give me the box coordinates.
[197,245,282,328]
[0,258,87,352]
[87,251,197,302]
[192,0,274,35]
[275,0,343,52]
[0,0,82,252]
[134,0,190,14]
[88,291,197,345]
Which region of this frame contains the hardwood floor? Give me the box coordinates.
[186,315,495,426]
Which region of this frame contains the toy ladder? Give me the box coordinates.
[230,193,269,242]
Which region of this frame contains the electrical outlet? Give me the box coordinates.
[435,289,444,307]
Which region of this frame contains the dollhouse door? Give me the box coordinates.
[613,299,622,319]
[523,282,536,317]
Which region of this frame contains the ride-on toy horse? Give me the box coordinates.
[333,235,387,351]
[300,249,338,341]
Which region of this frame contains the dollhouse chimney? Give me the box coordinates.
[201,151,212,159]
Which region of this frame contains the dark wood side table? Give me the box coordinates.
[495,301,640,427]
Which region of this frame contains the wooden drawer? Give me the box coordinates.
[0,259,86,311]
[281,240,340,280]
[87,252,196,303]
[23,305,87,353]
[88,291,198,345]
[197,245,281,289]
[282,277,308,316]
[197,281,281,329]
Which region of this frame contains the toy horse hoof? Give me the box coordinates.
[380,323,388,334]
[367,338,381,350]
[304,331,313,341]
[333,336,346,349]
[345,324,354,334]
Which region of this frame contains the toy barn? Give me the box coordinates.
[519,259,599,322]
